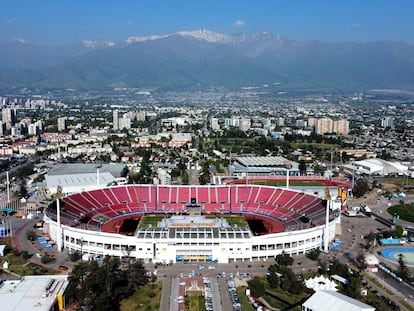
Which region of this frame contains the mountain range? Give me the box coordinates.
[1,29,414,91]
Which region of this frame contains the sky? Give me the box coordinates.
[1,0,414,46]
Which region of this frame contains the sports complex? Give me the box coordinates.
[43,179,343,263]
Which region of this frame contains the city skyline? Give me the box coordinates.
[2,0,414,46]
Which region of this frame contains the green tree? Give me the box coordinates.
[306,248,321,261]
[67,256,148,311]
[267,265,280,289]
[69,250,81,262]
[275,252,294,266]
[41,252,53,264]
[299,160,307,175]
[247,277,265,297]
[397,254,410,280]
[352,178,369,198]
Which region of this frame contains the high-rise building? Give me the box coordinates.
[333,119,349,136]
[2,108,16,133]
[276,117,285,127]
[316,118,333,135]
[239,118,251,131]
[307,117,318,128]
[381,116,394,128]
[28,124,38,135]
[210,117,220,131]
[118,117,131,130]
[57,117,67,132]
[2,108,16,125]
[157,168,171,185]
[113,110,119,130]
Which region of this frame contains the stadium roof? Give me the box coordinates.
[0,275,69,311]
[136,227,252,240]
[302,290,375,311]
[235,156,292,168]
[46,163,127,177]
[45,172,114,189]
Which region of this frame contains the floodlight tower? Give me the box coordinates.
[285,160,292,189]
[6,171,10,204]
[56,185,63,252]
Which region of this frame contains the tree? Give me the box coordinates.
[397,254,409,280]
[247,277,265,297]
[267,265,280,289]
[276,252,294,266]
[299,160,307,175]
[352,178,369,198]
[67,256,149,311]
[41,252,54,264]
[69,250,81,262]
[125,260,148,290]
[306,248,321,261]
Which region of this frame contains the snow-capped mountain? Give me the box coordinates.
[125,29,233,44]
[1,30,414,91]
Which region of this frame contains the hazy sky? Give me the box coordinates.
[2,0,413,45]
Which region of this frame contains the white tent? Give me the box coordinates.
[305,275,338,292]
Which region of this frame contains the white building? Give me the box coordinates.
[57,117,67,132]
[210,117,220,131]
[302,290,375,311]
[0,275,69,311]
[158,168,171,185]
[118,116,131,130]
[351,158,408,176]
[113,110,119,130]
[45,163,128,195]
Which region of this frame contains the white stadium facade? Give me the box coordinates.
[43,184,342,264]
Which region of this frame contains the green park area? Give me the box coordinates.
[120,281,162,311]
[388,203,414,223]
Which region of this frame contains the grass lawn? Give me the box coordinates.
[138,216,164,229]
[237,287,255,311]
[387,203,414,223]
[11,262,60,276]
[380,177,414,187]
[264,288,308,310]
[186,292,205,311]
[121,281,162,311]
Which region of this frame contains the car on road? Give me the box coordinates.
[58,265,68,272]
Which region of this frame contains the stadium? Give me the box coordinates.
[43,183,342,264]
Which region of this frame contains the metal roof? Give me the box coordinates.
[0,275,69,311]
[46,163,127,178]
[303,290,375,311]
[45,172,114,189]
[235,156,297,168]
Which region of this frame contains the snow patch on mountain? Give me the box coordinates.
[126,29,232,44]
[176,29,232,43]
[82,40,115,48]
[125,34,169,44]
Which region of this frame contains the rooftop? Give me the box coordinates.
[0,275,69,311]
